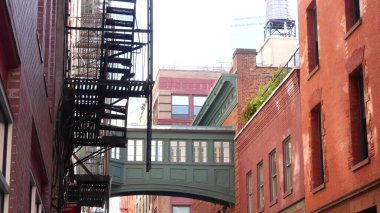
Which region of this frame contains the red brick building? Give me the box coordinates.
[0,0,62,212]
[298,0,380,212]
[152,69,221,126]
[233,48,304,212]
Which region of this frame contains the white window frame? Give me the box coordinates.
[257,161,264,210]
[127,139,143,162]
[214,141,230,163]
[170,140,186,163]
[171,95,189,119]
[151,140,163,162]
[269,150,277,202]
[111,147,120,160]
[193,140,207,163]
[283,137,292,192]
[30,174,45,213]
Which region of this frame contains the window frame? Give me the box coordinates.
[269,149,277,202]
[111,147,120,160]
[171,95,189,119]
[170,140,187,163]
[311,104,325,190]
[0,80,13,213]
[247,171,252,213]
[193,140,207,163]
[214,141,231,163]
[349,66,369,167]
[307,0,319,72]
[127,139,144,162]
[257,161,264,211]
[193,96,207,117]
[283,137,292,194]
[151,139,163,162]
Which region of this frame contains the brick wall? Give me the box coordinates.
[233,49,276,132]
[235,70,304,212]
[2,0,59,212]
[298,0,380,211]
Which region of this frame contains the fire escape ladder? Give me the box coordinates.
[63,0,152,209]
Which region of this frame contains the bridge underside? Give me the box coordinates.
[111,188,232,205]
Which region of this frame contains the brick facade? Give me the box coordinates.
[0,0,60,212]
[235,70,305,212]
[232,49,276,132]
[298,0,380,212]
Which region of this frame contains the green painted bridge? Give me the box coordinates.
[109,125,235,205]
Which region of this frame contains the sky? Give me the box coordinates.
[127,0,298,124]
[153,0,298,72]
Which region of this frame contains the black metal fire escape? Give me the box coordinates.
[62,0,153,210]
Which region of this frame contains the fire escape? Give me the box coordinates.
[61,0,153,210]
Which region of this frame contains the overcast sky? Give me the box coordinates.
[153,0,298,71]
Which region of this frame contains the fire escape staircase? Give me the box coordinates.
[63,0,153,209]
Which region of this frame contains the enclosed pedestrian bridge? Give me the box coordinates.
[108,125,235,205]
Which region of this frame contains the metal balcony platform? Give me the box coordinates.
[66,78,150,98]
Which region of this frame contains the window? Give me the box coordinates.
[311,105,325,188]
[170,140,186,162]
[172,95,189,119]
[111,148,120,159]
[345,0,361,30]
[257,161,264,210]
[193,96,207,117]
[349,67,368,165]
[172,206,190,213]
[151,140,163,162]
[127,139,143,161]
[269,150,277,201]
[193,141,207,163]
[247,172,252,213]
[214,141,230,163]
[30,176,44,213]
[307,0,319,70]
[283,138,292,192]
[0,82,13,213]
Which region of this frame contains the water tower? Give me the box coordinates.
[264,0,296,40]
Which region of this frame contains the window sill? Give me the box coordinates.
[269,199,277,207]
[312,183,325,194]
[351,158,370,172]
[283,188,293,198]
[345,19,362,40]
[307,64,320,81]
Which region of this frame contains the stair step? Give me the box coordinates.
[102,136,127,147]
[104,32,133,41]
[104,42,133,52]
[104,57,132,66]
[105,67,130,74]
[105,19,133,28]
[102,113,125,120]
[106,7,135,16]
[100,125,126,132]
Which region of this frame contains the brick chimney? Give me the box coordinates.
[232,48,275,131]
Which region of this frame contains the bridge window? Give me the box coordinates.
[170,140,186,162]
[151,140,163,162]
[214,141,230,163]
[111,148,120,160]
[172,95,189,119]
[193,141,207,163]
[127,139,143,161]
[193,96,207,117]
[172,206,190,213]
